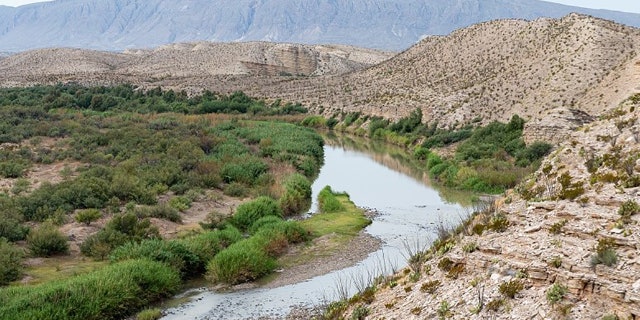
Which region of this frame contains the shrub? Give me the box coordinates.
[0,239,24,285]
[248,216,284,234]
[618,200,640,223]
[420,280,441,294]
[463,242,478,253]
[110,239,201,277]
[0,208,29,242]
[351,304,369,320]
[223,182,247,197]
[317,186,345,213]
[546,283,567,304]
[549,256,563,268]
[499,279,524,298]
[168,196,191,212]
[437,257,454,272]
[279,173,312,216]
[81,213,160,259]
[27,221,69,257]
[485,298,504,311]
[254,221,309,245]
[0,259,180,320]
[176,227,243,263]
[549,219,567,235]
[233,196,282,230]
[75,209,102,225]
[591,238,618,267]
[206,240,277,284]
[487,214,509,232]
[221,158,268,185]
[0,161,27,178]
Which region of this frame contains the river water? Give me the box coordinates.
[162,135,472,320]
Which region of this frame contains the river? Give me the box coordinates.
[162,135,473,319]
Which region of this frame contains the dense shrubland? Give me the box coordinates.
[0,84,324,319]
[304,110,552,193]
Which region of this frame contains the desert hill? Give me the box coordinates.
[1,14,639,140]
[252,14,640,131]
[0,42,392,87]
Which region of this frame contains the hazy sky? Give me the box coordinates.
[1,0,639,14]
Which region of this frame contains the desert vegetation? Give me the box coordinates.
[0,84,326,318]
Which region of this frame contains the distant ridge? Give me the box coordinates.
[0,0,640,52]
[0,14,638,136]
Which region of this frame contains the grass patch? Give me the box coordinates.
[18,256,108,286]
[0,259,180,320]
[273,192,372,275]
[301,193,371,238]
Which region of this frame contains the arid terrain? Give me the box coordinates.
[2,14,639,141]
[1,13,639,320]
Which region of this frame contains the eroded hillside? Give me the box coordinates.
[0,42,392,88]
[256,14,640,129]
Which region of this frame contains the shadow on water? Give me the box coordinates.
[162,133,476,320]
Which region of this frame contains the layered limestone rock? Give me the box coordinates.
[523,107,595,145]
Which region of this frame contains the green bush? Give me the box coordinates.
[0,161,28,178]
[248,216,285,234]
[206,239,277,284]
[233,196,282,230]
[27,221,69,257]
[279,173,312,216]
[618,200,640,223]
[0,259,180,320]
[110,239,201,277]
[0,239,24,285]
[317,186,345,213]
[253,221,309,245]
[591,238,618,267]
[0,207,29,241]
[499,279,524,298]
[546,283,567,304]
[75,209,102,226]
[81,213,160,259]
[175,227,243,263]
[221,158,268,185]
[487,214,510,232]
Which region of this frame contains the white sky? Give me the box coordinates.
[0,0,639,14]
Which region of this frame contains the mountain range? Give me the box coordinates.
[1,0,640,52]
